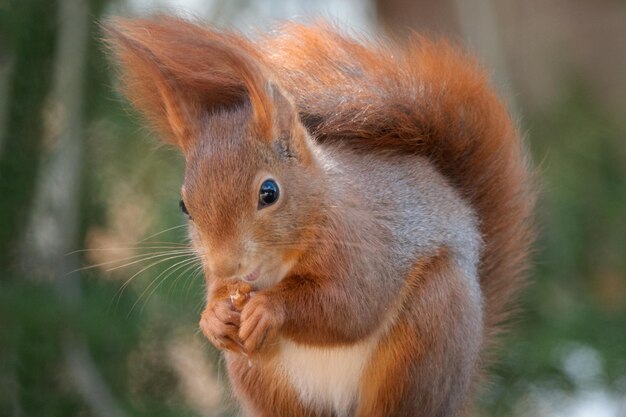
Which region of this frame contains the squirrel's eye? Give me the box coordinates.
[258,179,279,209]
[179,199,190,218]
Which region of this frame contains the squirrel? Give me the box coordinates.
[106,15,535,417]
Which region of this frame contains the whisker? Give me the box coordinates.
[67,249,194,275]
[144,259,200,309]
[194,290,208,314]
[68,250,192,274]
[111,253,195,310]
[67,244,191,256]
[163,259,203,304]
[105,250,195,273]
[168,259,201,295]
[130,257,199,316]
[125,240,189,246]
[140,224,188,242]
[185,264,205,301]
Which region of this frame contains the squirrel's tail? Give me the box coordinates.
[261,24,535,350]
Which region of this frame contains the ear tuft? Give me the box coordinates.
[265,82,314,163]
[103,18,201,149]
[266,82,298,138]
[103,16,276,149]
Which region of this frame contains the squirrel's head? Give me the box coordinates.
[106,16,324,288]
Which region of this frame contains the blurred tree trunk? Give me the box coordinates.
[1,2,60,415]
[20,0,88,287]
[0,49,14,158]
[0,0,59,273]
[12,0,129,415]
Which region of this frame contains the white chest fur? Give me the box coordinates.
[277,337,380,416]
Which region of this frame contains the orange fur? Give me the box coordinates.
[105,17,275,147]
[105,15,535,417]
[260,23,535,339]
[358,249,473,417]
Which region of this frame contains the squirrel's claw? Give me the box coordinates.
[200,300,243,353]
[239,293,285,354]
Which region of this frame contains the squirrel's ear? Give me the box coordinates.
[267,82,296,138]
[267,82,313,164]
[104,16,275,150]
[103,18,201,150]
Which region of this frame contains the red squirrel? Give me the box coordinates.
[106,15,534,417]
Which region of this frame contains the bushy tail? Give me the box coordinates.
[259,24,536,347]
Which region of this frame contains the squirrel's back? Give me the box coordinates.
[259,23,535,348]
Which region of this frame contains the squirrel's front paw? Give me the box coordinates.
[200,299,242,353]
[239,293,285,354]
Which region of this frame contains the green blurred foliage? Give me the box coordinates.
[0,1,624,416]
[479,86,626,416]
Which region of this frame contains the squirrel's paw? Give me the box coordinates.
[239,293,285,354]
[200,299,243,353]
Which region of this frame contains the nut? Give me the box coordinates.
[228,282,253,311]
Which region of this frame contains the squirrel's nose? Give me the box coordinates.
[210,259,241,280]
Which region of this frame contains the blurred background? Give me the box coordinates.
[1,0,625,416]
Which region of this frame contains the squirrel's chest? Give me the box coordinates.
[276,338,379,416]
